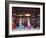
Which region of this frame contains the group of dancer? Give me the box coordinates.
[12,16,32,30]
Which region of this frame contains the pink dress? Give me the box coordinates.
[27,23,32,29]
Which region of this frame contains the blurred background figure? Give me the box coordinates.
[16,17,19,29]
[22,17,28,29]
[12,16,16,29]
[19,17,24,30]
[27,17,32,29]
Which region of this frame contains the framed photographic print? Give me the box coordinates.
[5,1,45,37]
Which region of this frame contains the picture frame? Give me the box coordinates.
[5,1,45,37]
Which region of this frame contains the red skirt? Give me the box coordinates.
[12,24,16,29]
